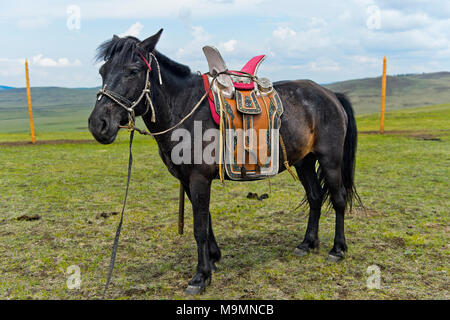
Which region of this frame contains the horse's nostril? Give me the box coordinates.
[100,119,108,134]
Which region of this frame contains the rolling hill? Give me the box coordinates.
[0,86,98,109]
[0,87,99,133]
[324,71,450,114]
[0,71,449,133]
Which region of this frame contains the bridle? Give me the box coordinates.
[96,49,216,137]
[96,50,162,127]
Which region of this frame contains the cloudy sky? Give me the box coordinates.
[1,0,449,87]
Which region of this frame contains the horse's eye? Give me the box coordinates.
[129,68,140,76]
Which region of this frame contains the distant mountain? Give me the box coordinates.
[1,72,449,114]
[0,85,15,90]
[0,72,449,132]
[324,71,450,114]
[0,87,99,109]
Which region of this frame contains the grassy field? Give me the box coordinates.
[0,104,448,299]
[0,87,97,133]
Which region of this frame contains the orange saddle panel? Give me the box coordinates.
[212,87,283,181]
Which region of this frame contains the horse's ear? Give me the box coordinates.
[139,29,163,52]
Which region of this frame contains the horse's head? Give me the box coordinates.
[88,29,163,144]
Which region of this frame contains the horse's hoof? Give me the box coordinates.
[185,285,205,295]
[210,263,217,273]
[185,275,211,295]
[293,247,309,257]
[327,253,344,262]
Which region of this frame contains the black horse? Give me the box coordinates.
[89,29,359,294]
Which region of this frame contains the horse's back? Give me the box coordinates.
[274,79,344,114]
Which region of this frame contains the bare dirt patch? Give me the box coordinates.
[359,130,444,141]
[96,212,119,219]
[0,139,94,146]
[17,214,41,221]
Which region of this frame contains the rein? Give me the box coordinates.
[100,51,159,299]
[102,129,134,299]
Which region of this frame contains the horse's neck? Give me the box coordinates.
[142,62,201,153]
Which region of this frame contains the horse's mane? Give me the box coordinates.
[95,36,191,78]
[96,36,140,64]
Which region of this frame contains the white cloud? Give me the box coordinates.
[1,0,266,21]
[379,10,432,32]
[2,0,450,87]
[352,55,379,64]
[119,22,144,37]
[219,40,237,52]
[308,17,327,30]
[309,58,340,72]
[32,54,82,67]
[270,21,331,58]
[16,17,49,29]
[191,26,209,42]
[281,58,341,73]
[175,7,211,61]
[338,11,351,21]
[272,26,296,40]
[0,58,26,77]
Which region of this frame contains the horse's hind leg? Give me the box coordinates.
[317,154,348,261]
[294,153,324,256]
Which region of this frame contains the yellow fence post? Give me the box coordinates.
[380,56,387,134]
[25,59,36,144]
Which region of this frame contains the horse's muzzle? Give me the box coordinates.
[88,109,120,144]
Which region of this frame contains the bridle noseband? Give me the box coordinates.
[96,50,162,126]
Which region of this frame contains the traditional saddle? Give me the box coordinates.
[201,46,283,181]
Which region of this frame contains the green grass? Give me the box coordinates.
[357,103,450,132]
[0,104,448,299]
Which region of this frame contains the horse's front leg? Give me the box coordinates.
[185,172,213,295]
[182,183,221,273]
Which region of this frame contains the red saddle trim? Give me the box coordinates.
[241,54,265,75]
[201,74,220,125]
[201,54,266,124]
[231,54,266,90]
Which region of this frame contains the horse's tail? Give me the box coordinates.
[334,92,361,210]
